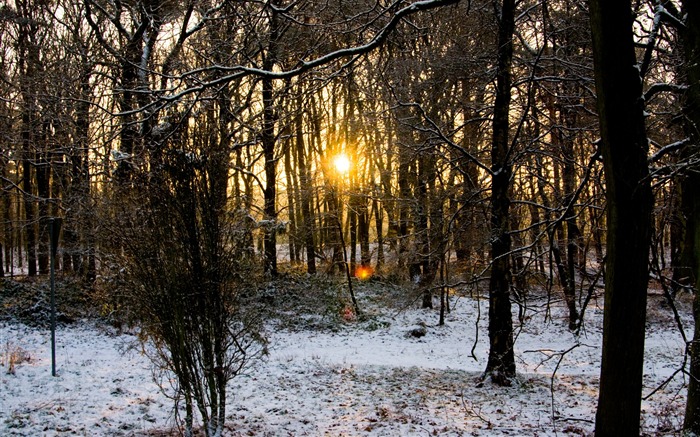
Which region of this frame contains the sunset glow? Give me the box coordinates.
[333,154,351,175]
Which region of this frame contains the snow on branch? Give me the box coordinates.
[648,137,690,164]
[643,82,688,102]
[154,0,460,106]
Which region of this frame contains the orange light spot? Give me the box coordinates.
[355,265,373,280]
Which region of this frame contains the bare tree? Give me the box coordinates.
[589,0,654,434]
[679,0,700,431]
[484,0,517,386]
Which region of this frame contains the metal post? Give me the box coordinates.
[49,218,62,377]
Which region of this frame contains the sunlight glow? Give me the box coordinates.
[333,154,351,175]
[355,265,373,281]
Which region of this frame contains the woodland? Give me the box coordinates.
[0,0,699,436]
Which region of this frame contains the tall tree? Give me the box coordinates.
[484,0,517,386]
[294,91,317,275]
[681,0,700,431]
[15,0,45,277]
[589,0,654,434]
[261,2,281,276]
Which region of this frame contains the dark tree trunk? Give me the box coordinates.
[36,149,50,275]
[685,173,700,432]
[590,0,654,435]
[550,229,578,329]
[22,156,36,277]
[262,112,278,276]
[396,111,414,274]
[359,193,371,267]
[484,0,516,386]
[345,76,358,275]
[562,118,581,330]
[2,165,10,275]
[416,152,433,309]
[66,71,94,280]
[373,187,384,271]
[295,96,316,274]
[682,0,700,431]
[427,158,444,308]
[0,153,7,276]
[17,15,37,277]
[63,49,96,283]
[284,141,298,265]
[349,193,358,275]
[670,180,689,292]
[457,80,486,263]
[261,7,280,276]
[114,34,143,184]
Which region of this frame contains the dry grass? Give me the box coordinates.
[1,340,31,375]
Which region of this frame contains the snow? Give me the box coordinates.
[0,290,691,436]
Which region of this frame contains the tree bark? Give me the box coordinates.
[373,185,384,272]
[589,0,654,435]
[284,140,298,265]
[682,0,700,431]
[36,146,50,275]
[484,0,516,386]
[295,94,317,274]
[562,113,581,330]
[261,6,280,276]
[18,17,37,277]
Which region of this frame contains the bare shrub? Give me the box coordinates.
[102,146,266,437]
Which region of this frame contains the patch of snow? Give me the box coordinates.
[0,292,691,435]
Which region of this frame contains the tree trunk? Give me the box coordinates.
[373,186,384,272]
[21,111,37,278]
[590,1,654,434]
[295,95,316,274]
[36,148,50,275]
[284,140,298,265]
[17,15,38,277]
[682,0,700,431]
[396,112,414,275]
[349,193,358,275]
[562,115,581,330]
[261,7,280,276]
[0,156,7,277]
[359,192,371,267]
[484,0,516,386]
[457,79,485,263]
[114,36,142,184]
[417,151,432,308]
[670,180,688,292]
[685,174,700,432]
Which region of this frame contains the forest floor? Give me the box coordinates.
[0,274,692,436]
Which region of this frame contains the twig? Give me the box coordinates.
[643,365,686,401]
[546,344,581,434]
[460,389,492,427]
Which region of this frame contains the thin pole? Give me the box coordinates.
[49,218,61,377]
[50,219,56,377]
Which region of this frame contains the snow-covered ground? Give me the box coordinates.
[0,289,691,436]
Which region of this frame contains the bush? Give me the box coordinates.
[103,147,266,437]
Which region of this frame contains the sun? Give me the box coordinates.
[333,154,351,174]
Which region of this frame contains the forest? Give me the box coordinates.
[0,0,699,435]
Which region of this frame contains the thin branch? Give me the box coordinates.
[131,0,460,114]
